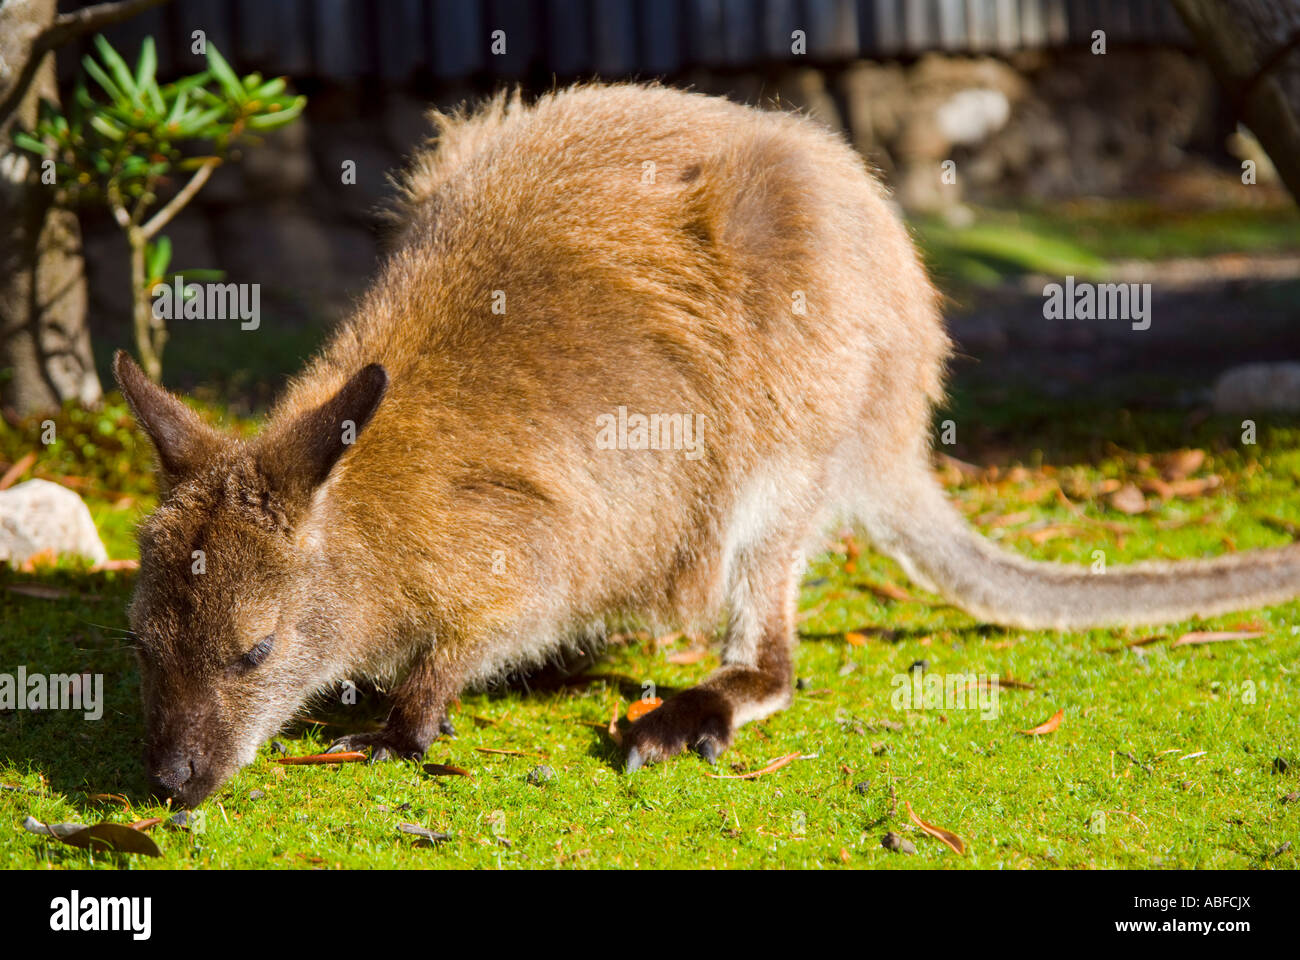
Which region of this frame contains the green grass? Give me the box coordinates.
[2,197,1298,869]
[3,382,1299,870]
[913,200,1300,291]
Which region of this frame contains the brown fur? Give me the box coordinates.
[117,83,1300,805]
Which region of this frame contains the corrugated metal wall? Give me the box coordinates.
[66,0,1191,83]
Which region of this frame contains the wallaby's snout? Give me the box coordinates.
[146,748,194,799]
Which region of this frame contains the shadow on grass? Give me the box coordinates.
[0,568,151,809]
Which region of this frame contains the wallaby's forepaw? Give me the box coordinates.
[624,687,734,772]
[327,728,429,763]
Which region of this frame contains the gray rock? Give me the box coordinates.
[1213,363,1300,414]
[0,479,107,567]
[527,764,554,785]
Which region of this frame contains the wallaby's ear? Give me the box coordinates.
[113,350,224,481]
[259,364,388,503]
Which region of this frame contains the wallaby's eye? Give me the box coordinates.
[241,635,274,669]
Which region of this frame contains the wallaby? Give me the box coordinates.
[115,84,1300,807]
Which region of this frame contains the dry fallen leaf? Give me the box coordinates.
[88,792,131,809]
[984,510,1033,530]
[626,698,663,722]
[1109,483,1148,515]
[23,816,161,857]
[904,801,966,854]
[90,558,140,573]
[607,702,623,747]
[704,751,805,780]
[423,763,472,777]
[844,630,869,647]
[1025,524,1083,545]
[1168,476,1221,498]
[1159,448,1206,481]
[666,649,706,665]
[1171,630,1265,647]
[397,822,450,844]
[0,451,37,491]
[1127,635,1166,648]
[855,580,915,602]
[275,751,366,765]
[1020,707,1065,736]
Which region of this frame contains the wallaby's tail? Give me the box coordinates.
[856,461,1300,630]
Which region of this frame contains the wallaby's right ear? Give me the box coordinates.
[113,350,223,480]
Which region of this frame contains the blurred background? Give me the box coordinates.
[4,1,1296,404]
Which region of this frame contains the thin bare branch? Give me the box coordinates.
[140,158,219,239]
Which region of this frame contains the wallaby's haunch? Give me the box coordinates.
[116,84,1300,807]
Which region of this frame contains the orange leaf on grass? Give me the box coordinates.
[607,702,622,747]
[0,451,37,490]
[423,763,473,777]
[88,792,130,808]
[275,752,366,765]
[856,580,914,602]
[666,649,707,665]
[1020,708,1064,736]
[704,751,804,780]
[1159,448,1205,481]
[904,801,966,854]
[1172,630,1265,647]
[1108,484,1148,515]
[626,698,663,722]
[90,558,140,572]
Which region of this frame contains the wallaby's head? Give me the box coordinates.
[113,352,388,807]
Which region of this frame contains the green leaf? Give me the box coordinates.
[146,235,172,280]
[135,37,157,93]
[205,45,245,104]
[12,132,50,156]
[82,55,124,103]
[165,88,189,127]
[247,77,287,100]
[246,95,306,130]
[88,113,126,141]
[173,106,226,137]
[93,35,140,104]
[160,72,212,98]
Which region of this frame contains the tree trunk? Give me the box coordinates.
[1171,0,1300,203]
[0,0,102,416]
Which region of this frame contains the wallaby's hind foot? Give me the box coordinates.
[625,543,798,770]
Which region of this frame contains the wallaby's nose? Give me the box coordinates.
[149,754,195,796]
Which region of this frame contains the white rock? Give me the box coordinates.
[0,479,108,567]
[1212,363,1300,414]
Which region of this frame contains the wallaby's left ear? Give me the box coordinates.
[114,350,225,481]
[259,364,389,502]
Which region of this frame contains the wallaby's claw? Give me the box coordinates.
[327,730,427,763]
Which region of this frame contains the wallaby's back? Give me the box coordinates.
[268,84,950,673]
